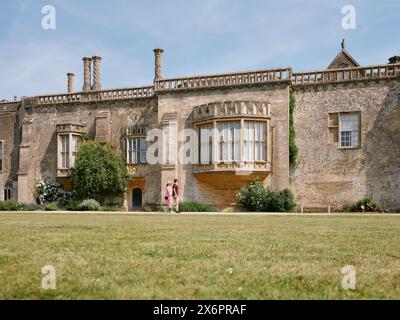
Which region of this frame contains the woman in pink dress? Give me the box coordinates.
[165,181,174,213]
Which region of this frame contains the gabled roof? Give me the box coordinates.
[327,39,360,69]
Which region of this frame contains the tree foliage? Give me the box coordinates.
[71,141,131,202]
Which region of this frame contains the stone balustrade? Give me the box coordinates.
[35,86,154,106]
[154,68,292,91]
[292,63,400,86]
[23,63,400,107]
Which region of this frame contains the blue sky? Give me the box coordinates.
[0,0,399,100]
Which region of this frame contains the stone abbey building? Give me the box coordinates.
[1,43,399,211]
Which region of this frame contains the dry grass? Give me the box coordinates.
[0,212,399,299]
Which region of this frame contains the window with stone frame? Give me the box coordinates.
[217,121,240,162]
[4,187,12,201]
[328,112,361,148]
[0,140,3,173]
[198,120,268,164]
[127,137,147,164]
[244,121,266,161]
[340,113,360,148]
[58,133,82,169]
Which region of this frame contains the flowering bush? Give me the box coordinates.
[78,199,102,211]
[36,181,74,206]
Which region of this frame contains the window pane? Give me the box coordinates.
[255,142,260,160]
[200,125,212,164]
[341,131,352,147]
[340,113,360,148]
[71,135,81,167]
[261,142,265,160]
[260,123,265,142]
[60,135,69,168]
[139,139,147,163]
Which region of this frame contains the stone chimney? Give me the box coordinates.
[82,56,92,92]
[92,55,102,91]
[153,48,164,82]
[67,73,75,93]
[388,55,400,64]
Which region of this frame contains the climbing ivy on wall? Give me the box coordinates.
[289,88,298,170]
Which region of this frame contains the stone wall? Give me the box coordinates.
[18,97,159,204]
[157,83,290,208]
[292,79,400,210]
[0,102,20,201]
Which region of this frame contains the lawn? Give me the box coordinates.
[0,212,399,299]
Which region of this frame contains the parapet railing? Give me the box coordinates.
[292,63,400,86]
[25,63,400,106]
[154,68,292,91]
[35,86,154,105]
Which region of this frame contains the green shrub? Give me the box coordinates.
[342,197,382,213]
[236,178,296,212]
[78,199,102,211]
[23,204,43,211]
[0,200,24,211]
[179,201,216,212]
[65,199,80,211]
[44,202,60,211]
[102,205,124,212]
[264,188,297,212]
[149,202,165,212]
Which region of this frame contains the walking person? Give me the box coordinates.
[165,181,174,213]
[173,178,180,213]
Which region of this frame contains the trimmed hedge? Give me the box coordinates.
[179,201,216,212]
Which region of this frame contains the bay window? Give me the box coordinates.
[58,134,82,169]
[198,120,267,164]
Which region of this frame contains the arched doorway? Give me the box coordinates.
[132,188,143,210]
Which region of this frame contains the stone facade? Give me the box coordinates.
[0,46,399,210]
[292,79,400,210]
